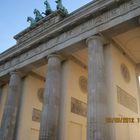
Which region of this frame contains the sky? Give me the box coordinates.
[0,0,92,53]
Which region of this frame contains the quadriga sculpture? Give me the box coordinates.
[43,0,53,16]
[34,9,43,22]
[55,0,68,15]
[27,17,36,26]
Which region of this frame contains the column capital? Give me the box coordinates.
[9,70,23,77]
[47,53,62,60]
[0,81,4,87]
[10,71,19,75]
[86,35,106,45]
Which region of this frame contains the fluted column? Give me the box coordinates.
[39,54,61,140]
[0,82,3,109]
[0,71,21,140]
[86,35,110,140]
[0,82,3,122]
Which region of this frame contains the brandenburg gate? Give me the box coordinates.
[0,0,140,140]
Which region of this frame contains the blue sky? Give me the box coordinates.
[0,0,92,53]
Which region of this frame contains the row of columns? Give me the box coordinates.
[0,35,109,140]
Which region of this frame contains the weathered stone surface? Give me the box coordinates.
[0,72,21,140]
[87,36,110,140]
[0,83,2,105]
[39,54,61,140]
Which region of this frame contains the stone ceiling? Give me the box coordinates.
[113,27,140,64]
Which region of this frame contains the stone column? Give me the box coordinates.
[86,35,110,140]
[0,71,21,140]
[0,82,4,119]
[135,68,140,110]
[0,82,3,106]
[39,54,61,140]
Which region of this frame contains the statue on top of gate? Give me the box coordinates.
[43,0,53,16]
[27,9,43,27]
[55,0,68,15]
[27,17,36,26]
[27,0,68,27]
[34,9,43,22]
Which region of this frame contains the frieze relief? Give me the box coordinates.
[121,63,131,83]
[37,88,44,103]
[0,0,139,74]
[79,76,88,94]
[117,86,138,113]
[32,108,41,123]
[71,97,87,117]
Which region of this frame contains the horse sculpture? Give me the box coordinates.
[55,0,68,15]
[34,9,43,22]
[27,17,36,26]
[43,0,52,16]
[27,0,68,26]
